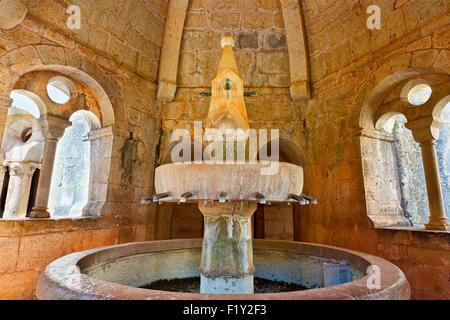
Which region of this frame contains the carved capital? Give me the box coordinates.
[406,116,443,145]
[6,161,40,176]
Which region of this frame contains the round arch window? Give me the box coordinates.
[402,81,433,106]
[47,77,74,104]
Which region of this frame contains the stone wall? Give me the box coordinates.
[297,0,450,300]
[179,0,290,88]
[361,135,407,227]
[21,0,168,81]
[0,0,167,299]
[0,218,119,299]
[0,0,449,301]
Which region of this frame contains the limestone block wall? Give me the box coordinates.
[21,0,168,81]
[361,136,407,227]
[297,0,450,299]
[0,1,167,299]
[179,0,290,88]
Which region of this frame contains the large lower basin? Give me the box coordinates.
[36,240,411,300]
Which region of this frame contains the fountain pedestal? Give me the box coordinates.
[199,202,257,294]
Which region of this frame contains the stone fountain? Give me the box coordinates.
[36,37,411,300]
[153,36,305,294]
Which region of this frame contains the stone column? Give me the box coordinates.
[3,161,39,218]
[30,116,70,219]
[157,0,189,101]
[407,117,449,231]
[198,202,257,294]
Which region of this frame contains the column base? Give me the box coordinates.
[200,275,254,294]
[425,222,449,231]
[29,207,51,219]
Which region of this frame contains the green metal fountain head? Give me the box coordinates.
[225,79,231,91]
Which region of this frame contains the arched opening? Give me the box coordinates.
[0,90,45,219]
[360,70,450,229]
[376,113,429,226]
[255,138,305,240]
[0,65,115,220]
[48,111,100,218]
[10,90,42,119]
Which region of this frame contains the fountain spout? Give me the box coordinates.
[205,36,250,132]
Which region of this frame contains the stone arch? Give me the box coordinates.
[9,89,47,117]
[433,95,450,118]
[0,45,117,218]
[256,137,304,241]
[358,68,449,130]
[160,138,210,165]
[358,65,450,229]
[257,137,305,167]
[0,45,116,131]
[69,110,102,131]
[2,89,47,155]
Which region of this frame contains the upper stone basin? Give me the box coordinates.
[154,162,304,202]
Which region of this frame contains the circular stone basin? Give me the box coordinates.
[155,163,304,202]
[36,240,411,300]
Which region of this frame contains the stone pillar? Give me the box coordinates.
[407,117,449,231]
[157,0,189,101]
[198,202,257,294]
[30,116,70,219]
[3,161,39,218]
[280,0,310,101]
[82,126,113,217]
